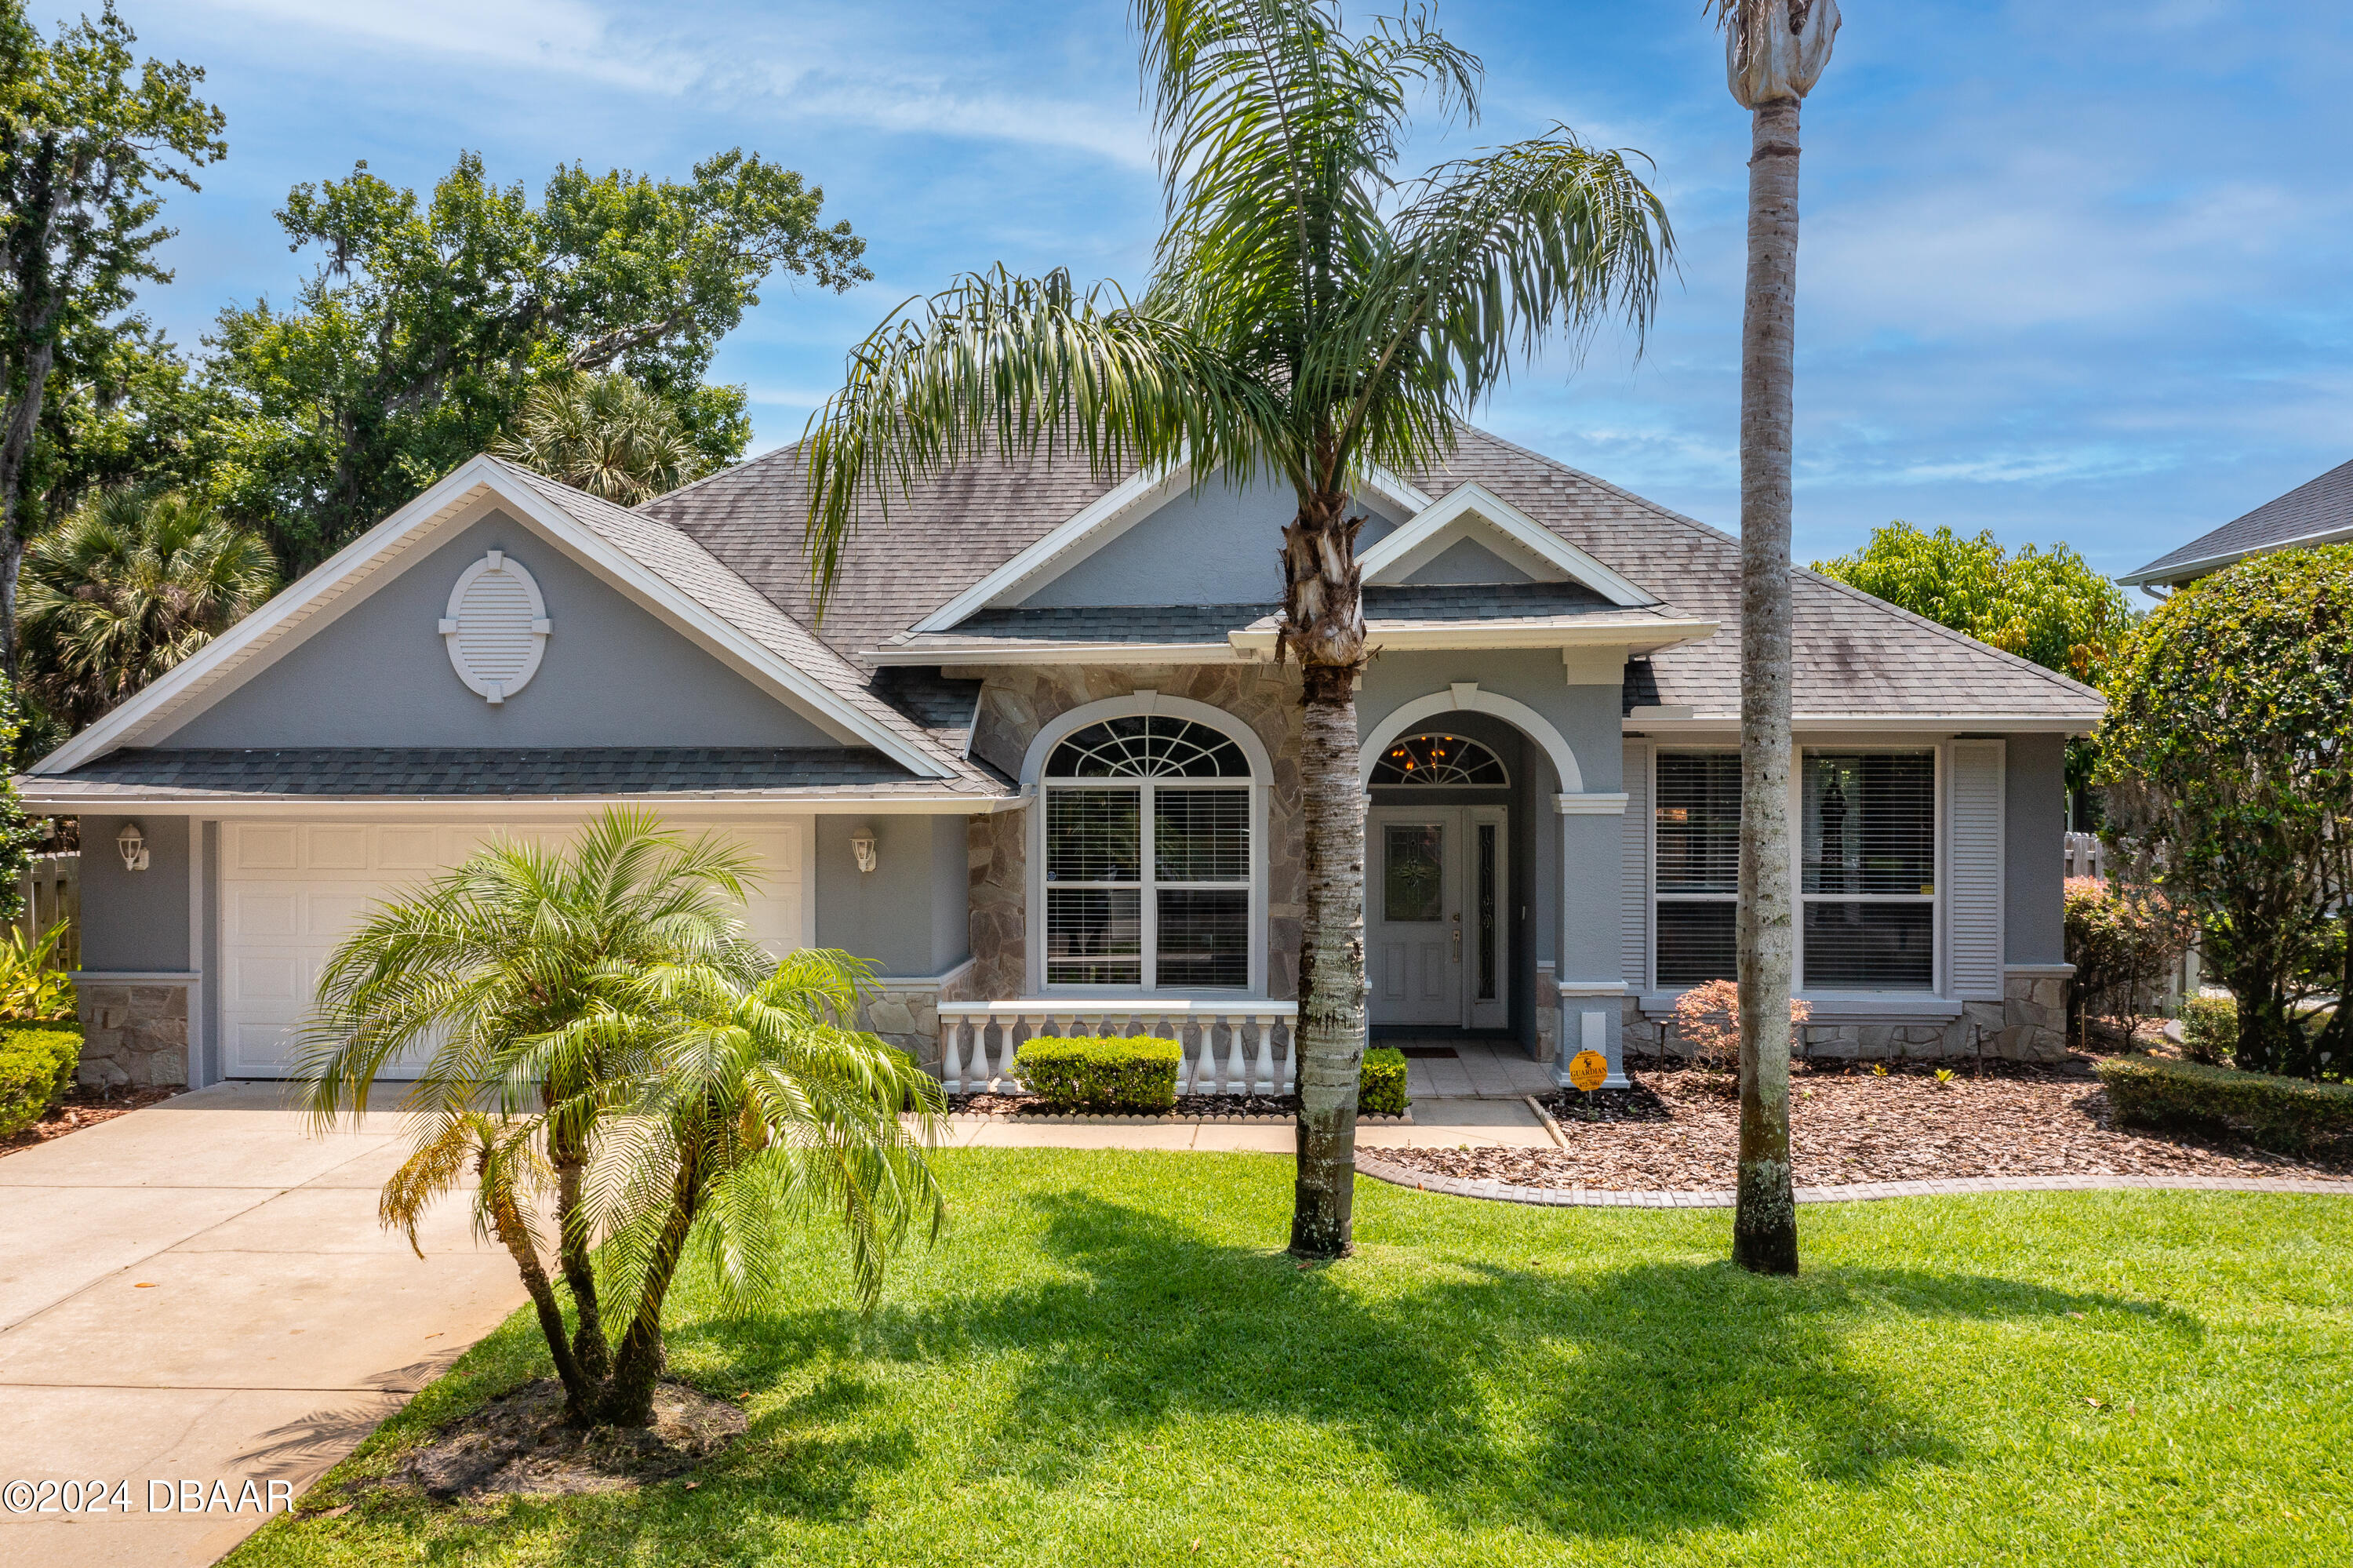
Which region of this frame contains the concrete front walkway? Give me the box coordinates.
[0,1082,523,1568]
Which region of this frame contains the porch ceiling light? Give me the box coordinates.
[116,820,149,872]
[850,825,878,875]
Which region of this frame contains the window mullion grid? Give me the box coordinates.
[1140,780,1158,991]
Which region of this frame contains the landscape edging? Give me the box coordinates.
[1353,1151,2353,1209]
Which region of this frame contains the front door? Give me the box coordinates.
[1367,806,1510,1031]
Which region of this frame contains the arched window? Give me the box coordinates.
[1369,733,1508,786]
[1042,715,1253,990]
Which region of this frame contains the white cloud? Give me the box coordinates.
[198,0,695,93]
[192,0,1151,164]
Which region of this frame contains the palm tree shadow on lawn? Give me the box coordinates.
[636,1191,2202,1548]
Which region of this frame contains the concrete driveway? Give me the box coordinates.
[0,1082,525,1567]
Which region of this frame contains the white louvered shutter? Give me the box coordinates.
[1621,740,1651,989]
[1947,740,2006,999]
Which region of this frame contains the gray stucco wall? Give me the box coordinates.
[1018,479,1408,608]
[2004,731,2068,965]
[1398,536,1535,585]
[816,814,971,977]
[79,813,191,972]
[161,511,838,749]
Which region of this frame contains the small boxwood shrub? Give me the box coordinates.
[2178,996,2238,1066]
[1016,1035,1183,1114]
[2097,1054,2353,1155]
[0,1026,82,1137]
[1359,1046,1408,1118]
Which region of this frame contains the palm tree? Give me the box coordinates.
[1711,0,1839,1277]
[305,808,945,1427]
[492,373,712,504]
[802,0,1671,1260]
[16,488,279,730]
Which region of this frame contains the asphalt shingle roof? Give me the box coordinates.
[638,443,1122,669]
[1402,427,2105,722]
[41,747,958,799]
[893,602,1277,647]
[2122,454,2353,584]
[623,428,2104,729]
[1362,580,1615,620]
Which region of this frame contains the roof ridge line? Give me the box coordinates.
[1447,424,1744,549]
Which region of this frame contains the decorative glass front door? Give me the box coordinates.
[1366,806,1508,1029]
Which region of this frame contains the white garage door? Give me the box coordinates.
[220,817,809,1079]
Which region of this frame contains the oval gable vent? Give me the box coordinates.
[439,551,551,704]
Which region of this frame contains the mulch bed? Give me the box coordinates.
[1374,1056,2353,1192]
[0,1085,181,1159]
[358,1378,748,1503]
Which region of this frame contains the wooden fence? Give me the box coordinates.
[14,851,78,968]
[2063,831,2106,880]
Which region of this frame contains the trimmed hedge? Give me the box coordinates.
[0,1026,82,1137]
[1360,1047,1408,1118]
[2097,1054,2353,1155]
[2178,996,2238,1066]
[1016,1035,1183,1114]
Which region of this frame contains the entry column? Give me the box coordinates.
[1555,791,1631,1088]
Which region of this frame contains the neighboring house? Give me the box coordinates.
[20,426,2102,1094]
[2119,454,2353,595]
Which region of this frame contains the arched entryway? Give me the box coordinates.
[1360,708,1557,1046]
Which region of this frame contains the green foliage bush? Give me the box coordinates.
[2097,1055,2353,1155]
[2097,544,2353,1079]
[2064,877,2194,1043]
[1016,1036,1183,1114]
[2178,996,2238,1067]
[0,1026,82,1136]
[1359,1047,1408,1118]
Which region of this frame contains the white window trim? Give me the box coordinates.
[1020,694,1271,998]
[1648,740,1949,1000]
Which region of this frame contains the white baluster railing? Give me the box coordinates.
[936,1000,1297,1098]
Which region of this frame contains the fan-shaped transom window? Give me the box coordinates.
[1370,733,1507,786]
[1042,714,1255,991]
[1047,716,1250,779]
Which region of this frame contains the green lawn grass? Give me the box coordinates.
[232,1151,2352,1566]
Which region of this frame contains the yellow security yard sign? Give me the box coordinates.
[1567,1050,1609,1093]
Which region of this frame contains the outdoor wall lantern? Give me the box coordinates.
[850,825,879,875]
[116,821,150,872]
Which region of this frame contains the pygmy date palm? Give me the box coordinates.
[802,0,1671,1259]
[304,808,945,1427]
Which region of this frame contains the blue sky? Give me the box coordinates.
[120,0,2353,580]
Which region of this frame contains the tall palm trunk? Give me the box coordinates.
[1733,93,1802,1277]
[1284,489,1369,1260]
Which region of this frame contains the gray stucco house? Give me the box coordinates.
[20,425,2101,1094]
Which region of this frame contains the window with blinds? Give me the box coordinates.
[1655,752,1741,986]
[1043,717,1252,990]
[1802,751,1935,990]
